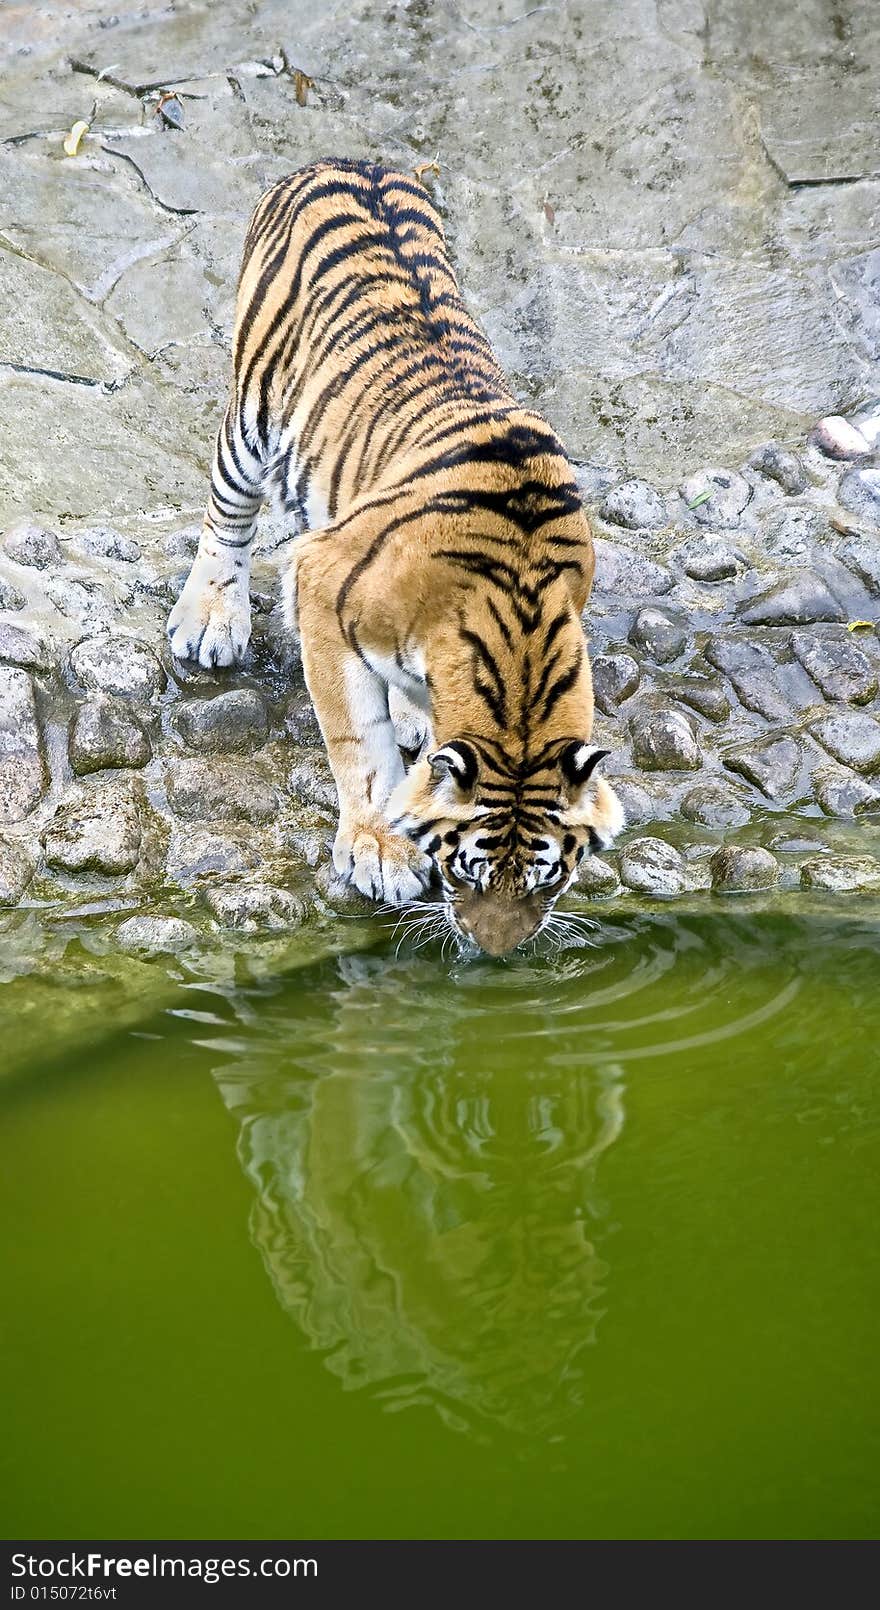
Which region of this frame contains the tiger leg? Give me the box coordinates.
[294,552,432,904]
[167,403,264,668]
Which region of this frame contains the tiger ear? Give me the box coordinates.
[428,740,478,792]
[560,741,609,789]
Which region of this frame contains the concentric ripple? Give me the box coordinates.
[183,911,879,1442]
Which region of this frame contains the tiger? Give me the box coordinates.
[167,157,624,955]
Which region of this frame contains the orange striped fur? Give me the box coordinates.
[167,159,623,954]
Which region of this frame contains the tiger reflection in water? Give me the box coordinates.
[212,951,624,1440]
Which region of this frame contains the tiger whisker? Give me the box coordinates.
[393,912,436,940]
[401,915,445,942]
[392,907,453,957]
[540,910,598,951]
[395,921,427,959]
[558,912,599,933]
[381,897,450,950]
[388,910,416,945]
[400,906,447,930]
[410,923,448,954]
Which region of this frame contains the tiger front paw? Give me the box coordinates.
[333,821,432,904]
[167,572,251,668]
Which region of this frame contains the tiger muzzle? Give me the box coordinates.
[455,890,545,957]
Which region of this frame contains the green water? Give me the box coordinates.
[1,912,878,1541]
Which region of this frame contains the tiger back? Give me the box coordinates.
[167,158,624,955]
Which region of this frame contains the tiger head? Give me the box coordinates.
[388,737,624,956]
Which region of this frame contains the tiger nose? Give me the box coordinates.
[457,891,543,956]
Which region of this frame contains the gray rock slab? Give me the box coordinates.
[105,251,216,358]
[680,783,752,829]
[631,708,701,772]
[44,789,142,875]
[653,253,865,419]
[592,650,640,714]
[835,534,880,596]
[174,689,269,754]
[674,535,740,582]
[67,528,142,564]
[790,631,878,704]
[549,371,802,487]
[608,778,654,827]
[69,698,151,775]
[101,101,265,218]
[591,652,640,715]
[165,826,263,887]
[0,667,46,823]
[282,819,334,869]
[0,579,26,612]
[705,637,796,723]
[0,0,875,520]
[724,736,802,801]
[203,882,308,932]
[800,857,880,894]
[164,757,278,823]
[0,369,206,521]
[738,572,846,627]
[287,754,339,813]
[618,837,690,897]
[0,620,51,673]
[0,141,181,300]
[3,522,61,570]
[759,505,828,559]
[0,837,35,905]
[710,846,779,893]
[758,71,878,186]
[46,575,115,633]
[116,915,200,954]
[679,469,752,529]
[0,251,131,386]
[599,479,667,531]
[814,768,880,819]
[748,443,807,496]
[70,635,166,700]
[629,608,687,664]
[810,711,880,774]
[830,253,880,368]
[838,462,880,528]
[663,676,731,723]
[591,538,674,599]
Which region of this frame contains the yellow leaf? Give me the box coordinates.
[63,120,89,156]
[293,69,313,106]
[847,620,875,632]
[413,158,441,186]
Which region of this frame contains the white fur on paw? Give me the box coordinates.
[333,824,431,904]
[167,581,251,668]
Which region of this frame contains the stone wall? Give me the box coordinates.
[1,0,879,959]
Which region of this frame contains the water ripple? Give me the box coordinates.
[186,911,879,1443]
